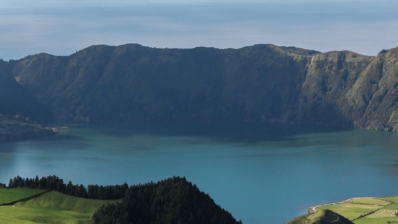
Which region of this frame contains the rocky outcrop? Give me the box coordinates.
[302,47,398,130]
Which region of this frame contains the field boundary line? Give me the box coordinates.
[308,197,388,214]
[308,199,350,214]
[0,189,51,206]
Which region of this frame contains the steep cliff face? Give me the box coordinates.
[9,44,398,131]
[0,59,50,122]
[299,51,373,126]
[301,47,398,131]
[0,60,53,141]
[11,44,315,124]
[352,48,398,131]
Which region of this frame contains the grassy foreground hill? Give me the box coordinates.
[0,190,118,224]
[0,176,241,224]
[0,188,46,204]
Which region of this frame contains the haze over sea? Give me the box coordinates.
[1,124,398,223]
[1,0,398,60]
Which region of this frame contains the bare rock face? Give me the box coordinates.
[299,51,373,126]
[300,47,398,131]
[8,43,398,132]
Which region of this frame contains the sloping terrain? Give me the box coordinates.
[0,177,240,224]
[0,188,46,205]
[286,210,354,224]
[92,176,241,224]
[6,44,398,131]
[289,196,398,224]
[0,190,118,224]
[10,44,315,124]
[0,60,50,122]
[0,60,53,141]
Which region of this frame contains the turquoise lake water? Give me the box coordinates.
[1,124,398,223]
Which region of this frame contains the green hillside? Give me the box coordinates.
[92,176,241,224]
[0,190,119,224]
[0,176,241,224]
[288,197,398,224]
[0,188,46,204]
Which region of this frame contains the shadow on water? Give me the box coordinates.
[0,134,94,153]
[83,122,352,143]
[0,142,19,153]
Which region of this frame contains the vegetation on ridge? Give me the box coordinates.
[0,188,46,204]
[6,43,398,132]
[0,190,117,224]
[93,176,241,224]
[1,175,240,224]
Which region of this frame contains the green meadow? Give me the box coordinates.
[301,197,398,224]
[0,189,120,224]
[0,188,46,204]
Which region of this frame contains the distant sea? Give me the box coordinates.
[1,123,398,223]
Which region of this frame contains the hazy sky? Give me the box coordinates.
[1,0,397,60]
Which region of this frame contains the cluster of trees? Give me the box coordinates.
[7,175,128,200]
[5,175,241,223]
[93,176,242,224]
[0,183,6,188]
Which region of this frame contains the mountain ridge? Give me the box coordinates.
[5,43,398,132]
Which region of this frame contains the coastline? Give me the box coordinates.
[0,117,57,143]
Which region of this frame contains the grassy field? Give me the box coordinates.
[296,196,398,224]
[309,203,381,221]
[0,188,46,204]
[366,209,398,218]
[0,190,120,224]
[354,217,398,224]
[350,198,390,206]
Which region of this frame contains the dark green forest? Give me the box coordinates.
[93,177,241,224]
[6,175,128,200]
[1,175,241,224]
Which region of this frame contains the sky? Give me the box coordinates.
[0,0,397,60]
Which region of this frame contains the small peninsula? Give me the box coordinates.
[287,196,398,224]
[0,114,54,142]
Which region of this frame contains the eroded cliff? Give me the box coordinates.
[8,44,398,131]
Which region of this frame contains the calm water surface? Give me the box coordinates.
[1,124,398,223]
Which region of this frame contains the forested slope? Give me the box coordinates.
[0,60,53,141]
[92,177,241,224]
[8,44,398,131]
